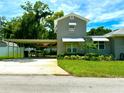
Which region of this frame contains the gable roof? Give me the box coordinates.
[104,28,124,37]
[54,12,89,32]
[55,12,89,22]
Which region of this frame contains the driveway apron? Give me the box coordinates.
[0,59,69,75]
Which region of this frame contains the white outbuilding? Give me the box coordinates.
[0,40,24,58]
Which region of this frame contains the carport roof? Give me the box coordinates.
[5,39,57,44]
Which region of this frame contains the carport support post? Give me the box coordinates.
[8,42,9,58]
[22,43,24,58]
[13,42,14,58]
[17,44,18,58]
[20,43,21,58]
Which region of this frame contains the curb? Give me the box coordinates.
[0,74,70,76]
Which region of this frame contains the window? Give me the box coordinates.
[94,41,105,49]
[73,48,77,53]
[67,47,77,53]
[69,25,75,31]
[99,42,105,49]
[67,48,71,53]
[66,43,78,53]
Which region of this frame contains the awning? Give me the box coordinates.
[62,38,85,42]
[69,23,76,25]
[92,37,109,42]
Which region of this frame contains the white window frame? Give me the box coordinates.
[69,25,75,31]
[94,41,105,50]
[98,41,105,50]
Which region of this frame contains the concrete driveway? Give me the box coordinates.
[0,59,69,75]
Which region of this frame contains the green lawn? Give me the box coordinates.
[58,60,124,77]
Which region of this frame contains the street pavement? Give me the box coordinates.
[0,76,124,93]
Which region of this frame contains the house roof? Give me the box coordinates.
[55,12,89,22]
[104,28,124,37]
[0,40,18,47]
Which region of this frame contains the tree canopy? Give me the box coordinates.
[87,26,112,36]
[0,16,6,39]
[1,1,64,39]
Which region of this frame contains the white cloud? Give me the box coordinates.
[93,9,124,22]
[84,0,124,22]
[57,3,80,14]
[0,0,124,31]
[50,0,57,3]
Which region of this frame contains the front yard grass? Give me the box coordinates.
[58,60,124,77]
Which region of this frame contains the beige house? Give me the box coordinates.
[55,13,124,60]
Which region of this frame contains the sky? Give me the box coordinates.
[0,0,124,31]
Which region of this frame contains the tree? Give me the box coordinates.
[2,1,52,39]
[45,11,64,39]
[2,17,22,39]
[0,16,6,39]
[2,1,64,39]
[81,38,96,54]
[17,1,52,39]
[87,26,112,36]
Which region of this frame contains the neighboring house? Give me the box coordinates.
[104,28,124,59]
[54,13,124,60]
[0,40,24,58]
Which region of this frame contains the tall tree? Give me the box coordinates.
[0,16,6,39]
[2,1,64,39]
[2,17,22,39]
[16,1,52,39]
[87,26,112,36]
[45,11,64,39]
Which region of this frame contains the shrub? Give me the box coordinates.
[64,55,82,60]
[80,56,85,60]
[104,55,112,61]
[97,55,105,61]
[83,55,89,60]
[64,56,70,59]
[85,53,98,57]
[90,56,97,61]
[62,54,113,61]
[57,55,64,59]
[70,55,76,59]
[75,55,81,59]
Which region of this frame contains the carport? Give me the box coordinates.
[5,39,57,58]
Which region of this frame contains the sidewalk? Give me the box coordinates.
[0,59,69,75]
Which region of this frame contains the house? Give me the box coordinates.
[54,13,89,55]
[54,13,124,60]
[104,28,124,59]
[1,13,124,60]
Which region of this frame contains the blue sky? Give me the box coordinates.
[0,0,124,31]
